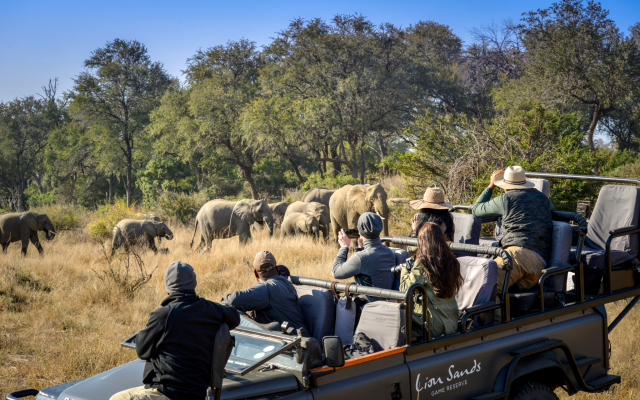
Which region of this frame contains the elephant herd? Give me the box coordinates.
[0,184,391,256]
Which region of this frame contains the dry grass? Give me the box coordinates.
[2,206,640,399]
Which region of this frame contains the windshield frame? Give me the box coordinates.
[226,326,301,376]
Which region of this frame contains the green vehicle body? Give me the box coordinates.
[8,172,640,400]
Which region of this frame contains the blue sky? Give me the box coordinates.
[1,0,639,102]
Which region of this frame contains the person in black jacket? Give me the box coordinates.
[110,261,240,400]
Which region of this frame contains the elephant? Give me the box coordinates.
[0,212,57,255]
[268,202,290,226]
[281,212,320,240]
[329,184,390,243]
[111,219,173,255]
[191,199,274,250]
[302,188,336,209]
[285,201,330,241]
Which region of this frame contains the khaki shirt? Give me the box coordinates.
[400,259,459,339]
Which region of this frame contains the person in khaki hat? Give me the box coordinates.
[472,166,555,294]
[406,187,455,256]
[221,251,307,332]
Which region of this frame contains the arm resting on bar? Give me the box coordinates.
[552,211,588,234]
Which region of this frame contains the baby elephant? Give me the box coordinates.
[281,212,320,240]
[111,218,173,256]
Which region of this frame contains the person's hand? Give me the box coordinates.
[489,170,504,189]
[338,229,351,248]
[411,213,419,231]
[357,235,364,249]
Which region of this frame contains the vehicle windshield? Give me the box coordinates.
[226,317,300,375]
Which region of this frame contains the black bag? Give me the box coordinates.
[343,332,383,360]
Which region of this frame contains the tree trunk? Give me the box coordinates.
[108,174,115,203]
[348,141,358,179]
[329,144,341,177]
[587,106,602,152]
[359,141,366,184]
[378,138,389,174]
[17,180,25,211]
[70,172,77,200]
[323,142,329,174]
[287,157,305,184]
[243,167,259,200]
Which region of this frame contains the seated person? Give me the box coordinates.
[110,261,240,400]
[408,188,455,255]
[222,251,307,333]
[472,166,554,294]
[400,223,463,340]
[332,212,396,301]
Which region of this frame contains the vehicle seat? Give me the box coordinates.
[456,256,498,312]
[451,212,482,256]
[509,221,573,313]
[354,302,406,350]
[294,285,335,345]
[571,185,640,272]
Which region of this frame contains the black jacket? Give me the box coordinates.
[136,292,240,400]
[221,275,307,332]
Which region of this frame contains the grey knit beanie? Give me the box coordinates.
[357,212,383,239]
[165,261,197,294]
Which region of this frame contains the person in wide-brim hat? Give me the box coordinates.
[409,187,453,210]
[472,165,555,298]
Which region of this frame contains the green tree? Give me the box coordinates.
[517,0,640,151]
[137,156,196,204]
[69,39,174,206]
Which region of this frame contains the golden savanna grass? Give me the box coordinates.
[1,214,640,398]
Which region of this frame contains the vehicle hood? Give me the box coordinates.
[57,359,299,400]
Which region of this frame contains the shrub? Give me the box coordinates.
[154,191,207,226]
[93,245,157,299]
[32,203,88,231]
[86,199,138,241]
[301,172,359,192]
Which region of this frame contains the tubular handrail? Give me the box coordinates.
[405,283,430,344]
[604,226,640,295]
[288,276,406,301]
[525,172,640,186]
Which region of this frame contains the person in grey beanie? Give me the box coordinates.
[110,261,240,400]
[332,212,396,301]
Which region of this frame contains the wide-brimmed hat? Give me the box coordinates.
[409,187,452,210]
[494,166,535,190]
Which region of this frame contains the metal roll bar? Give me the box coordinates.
[525,172,640,186]
[288,275,427,345]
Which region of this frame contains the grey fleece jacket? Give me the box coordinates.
[221,275,307,332]
[332,238,396,301]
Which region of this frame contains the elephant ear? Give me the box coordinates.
[235,201,255,226]
[347,184,372,215]
[295,215,307,232]
[142,221,157,237]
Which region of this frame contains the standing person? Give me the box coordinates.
[222,251,307,333]
[407,187,455,255]
[332,212,396,300]
[400,223,463,339]
[110,261,240,400]
[472,166,554,294]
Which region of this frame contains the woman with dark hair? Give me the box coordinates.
[400,222,464,339]
[406,188,456,256]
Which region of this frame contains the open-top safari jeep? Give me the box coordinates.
[7,172,640,400]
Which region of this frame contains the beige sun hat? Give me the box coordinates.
[494,166,535,190]
[409,187,452,210]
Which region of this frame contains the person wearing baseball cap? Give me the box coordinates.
[111,261,240,400]
[472,166,555,294]
[221,251,307,333]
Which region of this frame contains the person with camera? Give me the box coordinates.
[332,212,396,301]
[221,251,307,332]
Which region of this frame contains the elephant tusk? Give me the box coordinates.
[50,231,58,235]
[376,211,386,220]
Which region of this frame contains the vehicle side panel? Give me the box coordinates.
[405,310,606,399]
[312,353,411,400]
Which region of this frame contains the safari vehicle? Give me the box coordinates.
[7,172,640,400]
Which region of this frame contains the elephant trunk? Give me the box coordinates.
[264,216,274,236]
[374,200,389,238]
[44,227,57,240]
[312,225,319,241]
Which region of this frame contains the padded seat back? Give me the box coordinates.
[456,257,498,312]
[586,185,640,255]
[529,178,551,198]
[294,285,335,344]
[545,221,572,292]
[355,302,406,349]
[451,212,482,257]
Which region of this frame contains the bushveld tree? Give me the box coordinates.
[70,39,173,206]
[0,94,62,211]
[517,0,640,151]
